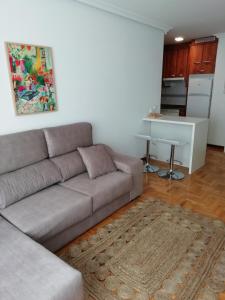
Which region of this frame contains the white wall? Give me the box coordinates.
[208,33,225,147]
[0,0,164,157]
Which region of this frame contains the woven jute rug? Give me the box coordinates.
[59,199,225,300]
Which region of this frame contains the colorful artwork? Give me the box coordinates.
[6,42,57,115]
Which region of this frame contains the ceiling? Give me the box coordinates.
[81,0,225,44]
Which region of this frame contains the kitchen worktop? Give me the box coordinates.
[161,105,186,117]
[142,115,209,174]
[161,104,186,109]
[143,115,208,126]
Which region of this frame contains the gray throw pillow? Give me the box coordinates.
[78,145,116,179]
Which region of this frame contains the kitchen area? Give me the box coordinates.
[161,36,219,146]
[141,36,223,177]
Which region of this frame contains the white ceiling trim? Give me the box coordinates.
[76,0,171,33]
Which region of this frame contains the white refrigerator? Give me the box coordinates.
[186,75,214,118]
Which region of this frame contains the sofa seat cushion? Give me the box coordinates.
[61,171,132,212]
[0,185,92,243]
[0,217,83,300]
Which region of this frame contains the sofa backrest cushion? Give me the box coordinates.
[51,151,86,182]
[44,123,93,158]
[0,130,48,175]
[0,160,61,209]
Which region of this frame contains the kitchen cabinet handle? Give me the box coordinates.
[200,69,205,72]
[171,74,175,77]
[203,60,211,63]
[194,62,201,64]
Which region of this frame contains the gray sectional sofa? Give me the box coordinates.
[0,122,143,300]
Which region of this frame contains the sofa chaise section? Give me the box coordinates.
[0,217,83,300]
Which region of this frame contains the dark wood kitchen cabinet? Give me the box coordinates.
[163,46,177,78]
[189,40,218,74]
[176,45,189,77]
[163,44,189,78]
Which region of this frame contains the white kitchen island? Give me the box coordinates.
[142,116,209,174]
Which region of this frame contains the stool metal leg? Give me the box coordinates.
[144,140,159,173]
[169,144,175,176]
[158,144,185,180]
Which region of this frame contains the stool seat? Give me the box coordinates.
[155,137,186,147]
[135,134,153,141]
[156,137,186,180]
[136,134,159,173]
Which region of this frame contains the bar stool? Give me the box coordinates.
[156,138,186,180]
[136,134,159,173]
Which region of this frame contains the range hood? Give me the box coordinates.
[163,77,185,81]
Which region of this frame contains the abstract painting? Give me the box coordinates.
[6,42,57,115]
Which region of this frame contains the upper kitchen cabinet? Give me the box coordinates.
[163,44,189,78]
[163,46,177,78]
[188,43,203,74]
[176,45,189,77]
[189,40,218,74]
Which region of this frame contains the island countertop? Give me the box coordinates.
[143,115,208,126]
[141,115,209,174]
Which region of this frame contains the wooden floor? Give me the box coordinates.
[60,147,225,299]
[143,147,225,222]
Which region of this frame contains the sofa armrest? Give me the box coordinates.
[104,145,143,199]
[112,152,143,174]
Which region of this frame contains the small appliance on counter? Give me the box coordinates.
[186,74,214,118]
